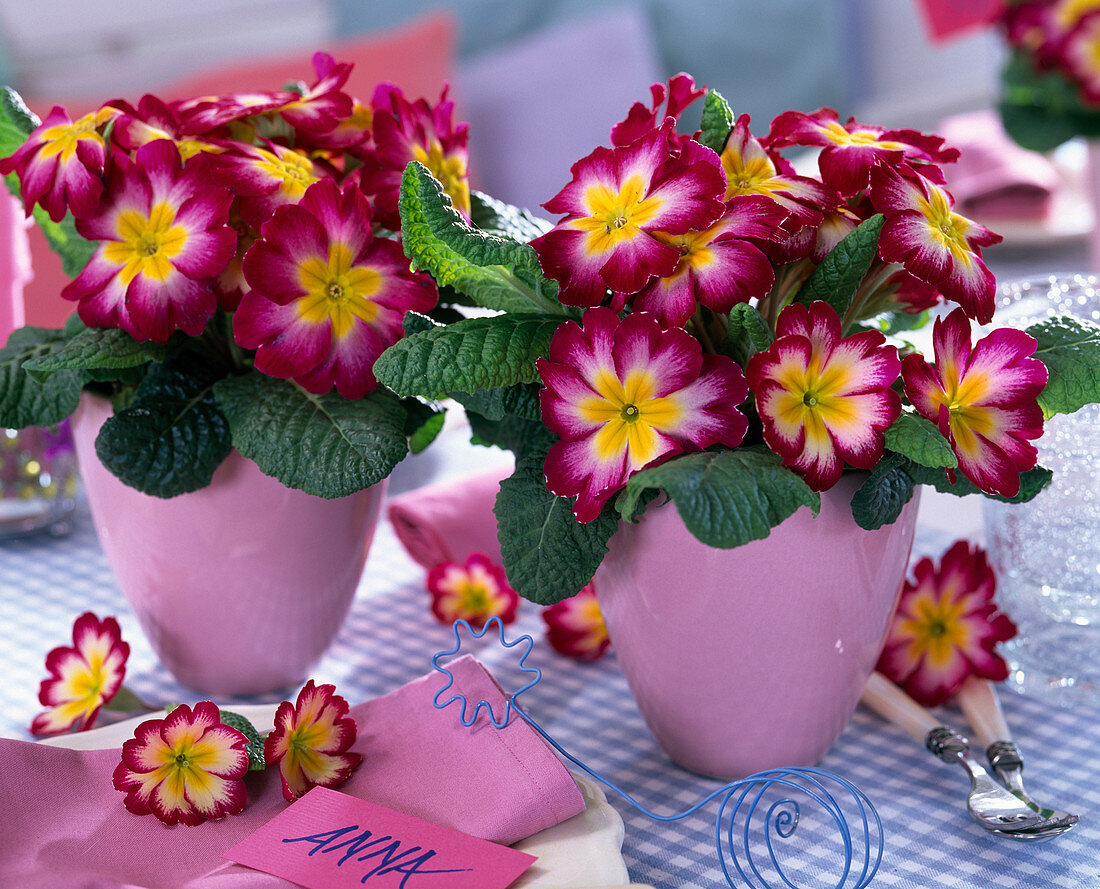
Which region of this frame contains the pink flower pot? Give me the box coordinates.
[595,473,920,779]
[72,395,386,695]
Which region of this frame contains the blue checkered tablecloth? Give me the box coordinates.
[2,438,1099,889]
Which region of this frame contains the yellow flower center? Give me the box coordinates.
[721,146,779,200]
[255,147,319,198]
[296,242,381,338]
[413,140,470,216]
[577,367,683,466]
[102,201,187,285]
[38,107,114,162]
[915,188,975,267]
[573,175,664,255]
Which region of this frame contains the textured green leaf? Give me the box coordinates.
[725,302,774,365]
[904,459,1053,504]
[699,89,734,153]
[401,397,445,454]
[398,162,564,314]
[0,326,83,428]
[795,214,885,321]
[374,314,563,399]
[218,710,267,772]
[454,383,543,422]
[850,454,916,530]
[1027,314,1100,418]
[495,435,617,605]
[22,326,169,380]
[617,447,820,548]
[95,360,232,498]
[214,372,408,498]
[469,190,553,242]
[883,410,957,469]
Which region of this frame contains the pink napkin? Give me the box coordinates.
[0,656,584,888]
[939,110,1060,222]
[387,466,510,569]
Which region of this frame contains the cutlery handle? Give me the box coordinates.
[956,676,1011,748]
[860,671,943,744]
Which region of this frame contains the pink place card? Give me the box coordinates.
[912,0,1004,41]
[224,786,537,889]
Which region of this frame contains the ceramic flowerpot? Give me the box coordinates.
[595,473,920,780]
[72,394,386,695]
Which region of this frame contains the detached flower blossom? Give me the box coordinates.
[748,301,901,491]
[870,162,1001,323]
[531,127,726,307]
[543,585,611,661]
[112,702,249,826]
[0,105,117,221]
[426,552,520,628]
[877,540,1017,707]
[901,308,1047,498]
[63,139,236,341]
[264,680,362,801]
[537,308,749,522]
[236,178,437,398]
[30,612,130,735]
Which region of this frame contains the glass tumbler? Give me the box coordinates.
[982,274,1100,704]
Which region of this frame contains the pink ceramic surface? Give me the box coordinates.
[72,395,386,695]
[595,473,920,779]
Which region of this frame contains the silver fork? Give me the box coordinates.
[861,673,1070,838]
[956,676,1080,831]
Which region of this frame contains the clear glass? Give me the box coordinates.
[0,422,78,538]
[982,274,1100,704]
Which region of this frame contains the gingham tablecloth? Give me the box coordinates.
[2,444,1098,889]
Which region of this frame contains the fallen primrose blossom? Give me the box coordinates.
[542,584,611,661]
[876,539,1017,707]
[426,552,520,629]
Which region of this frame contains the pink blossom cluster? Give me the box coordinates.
[1001,0,1100,106]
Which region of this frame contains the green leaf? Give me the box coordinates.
[0,86,39,140]
[850,454,916,530]
[468,410,546,455]
[469,190,553,241]
[374,314,563,399]
[214,372,408,498]
[31,207,97,279]
[795,214,885,322]
[401,397,445,454]
[617,447,820,548]
[453,383,543,422]
[495,435,618,605]
[403,311,439,337]
[22,326,169,381]
[998,51,1097,152]
[101,686,150,713]
[904,459,1053,504]
[699,89,734,153]
[873,309,930,336]
[218,710,267,772]
[1027,314,1100,418]
[725,302,774,365]
[94,360,232,498]
[398,162,565,315]
[883,410,957,469]
[0,326,83,428]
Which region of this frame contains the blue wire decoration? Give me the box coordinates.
[432,617,884,889]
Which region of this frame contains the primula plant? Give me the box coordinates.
[372,73,1100,605]
[0,53,467,498]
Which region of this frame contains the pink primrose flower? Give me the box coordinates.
[870,162,1001,324]
[542,584,611,661]
[747,301,901,491]
[631,195,788,326]
[767,107,958,196]
[610,73,706,149]
[901,308,1047,498]
[537,307,749,523]
[235,178,437,398]
[62,139,236,341]
[30,612,129,735]
[356,82,471,229]
[0,105,117,221]
[212,141,326,227]
[531,127,727,308]
[107,94,225,161]
[172,90,299,135]
[1061,10,1100,103]
[112,701,249,826]
[876,540,1017,707]
[264,680,362,801]
[426,552,520,629]
[276,52,355,135]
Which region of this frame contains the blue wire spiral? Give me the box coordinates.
[433,618,883,889]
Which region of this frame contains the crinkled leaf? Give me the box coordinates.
[374,314,563,399]
[398,162,565,314]
[495,434,617,605]
[218,710,267,772]
[1027,314,1100,418]
[22,326,170,381]
[699,89,734,153]
[904,459,1053,504]
[0,326,83,427]
[403,311,439,337]
[795,213,884,323]
[617,447,820,548]
[725,302,774,366]
[850,453,917,530]
[470,190,553,242]
[883,410,956,469]
[214,372,408,498]
[454,383,543,422]
[468,410,546,455]
[95,360,232,498]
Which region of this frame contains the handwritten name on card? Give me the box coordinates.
[224,786,537,889]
